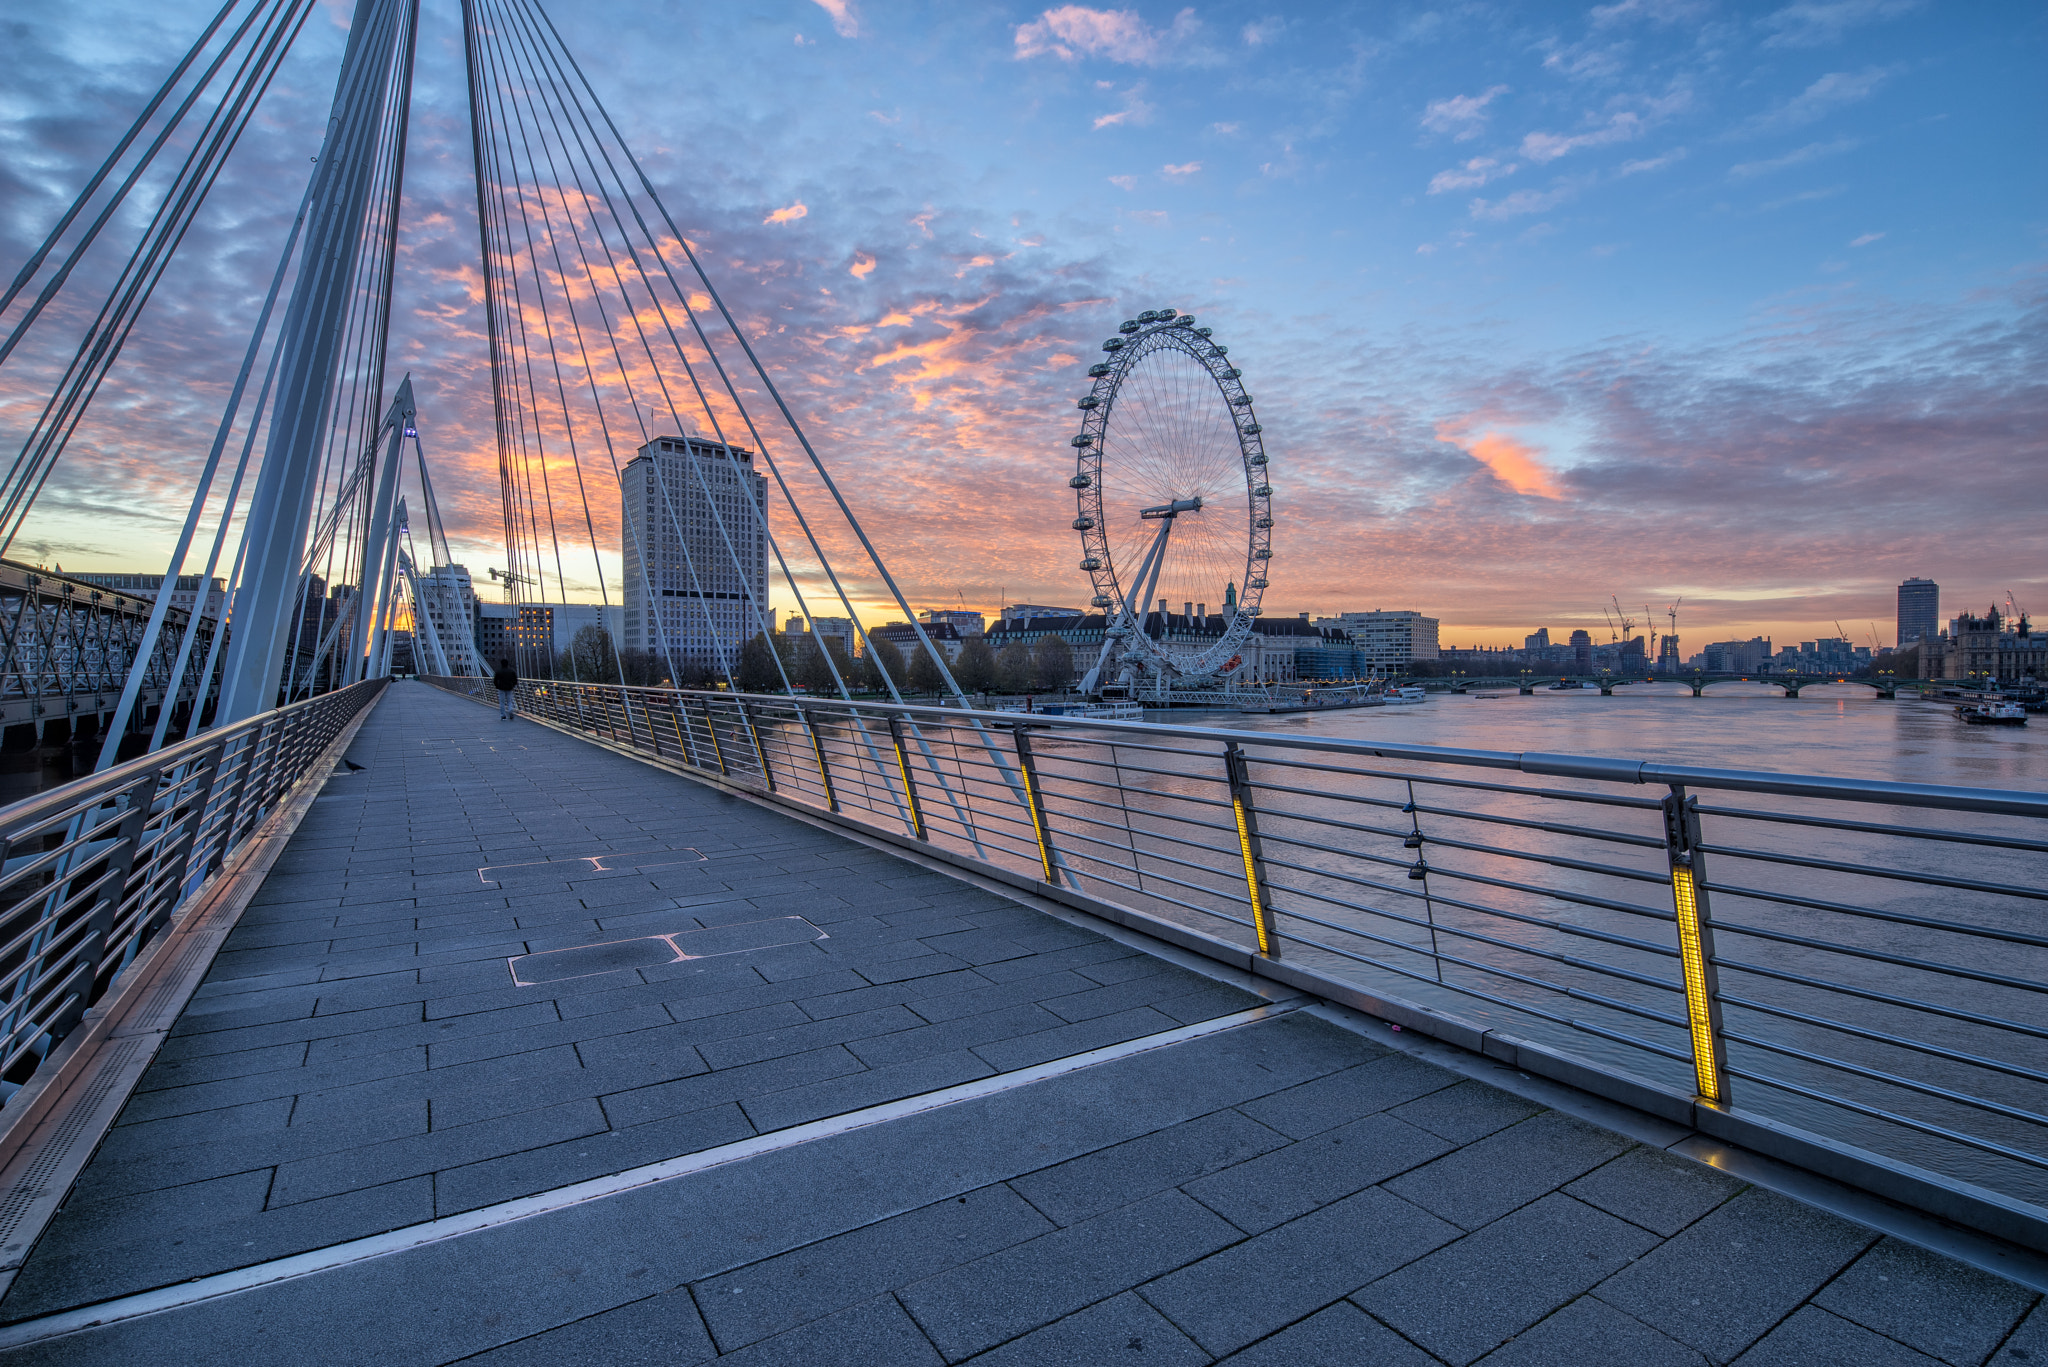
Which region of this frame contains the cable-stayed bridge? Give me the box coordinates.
[0,6,2042,1359]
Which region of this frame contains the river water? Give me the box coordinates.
[1204,682,2048,792]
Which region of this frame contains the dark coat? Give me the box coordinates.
[492,664,518,691]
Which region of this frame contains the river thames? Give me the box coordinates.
[1200,683,2047,792]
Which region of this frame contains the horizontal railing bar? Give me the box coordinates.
[1699,877,2048,950]
[1272,923,1695,1063]
[1721,1032,2048,1132]
[1245,753,1667,811]
[1263,873,1687,998]
[1700,841,2048,903]
[1719,992,2048,1088]
[1726,1064,2048,1173]
[1695,802,2048,854]
[1709,915,2046,994]
[1258,852,1682,964]
[607,685,2048,818]
[1247,779,1665,850]
[1711,957,2048,1043]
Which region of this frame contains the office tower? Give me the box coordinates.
[621,436,770,670]
[1897,578,1938,647]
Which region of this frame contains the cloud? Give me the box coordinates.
[1619,149,1686,175]
[1092,87,1155,129]
[1521,111,1644,163]
[1742,67,1889,133]
[1428,157,1517,194]
[763,202,809,224]
[1162,161,1201,178]
[1211,121,1240,135]
[1849,231,1884,247]
[1421,85,1510,141]
[1761,0,1922,48]
[1760,183,1846,210]
[1241,18,1284,48]
[850,253,877,278]
[1469,184,1582,220]
[1590,0,1712,23]
[1014,5,1207,65]
[1729,136,1857,178]
[1436,424,1565,499]
[1107,174,1137,190]
[810,0,860,37]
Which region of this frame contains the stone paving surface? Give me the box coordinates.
[2,682,2041,1364]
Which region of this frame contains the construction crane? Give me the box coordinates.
[1610,596,1639,662]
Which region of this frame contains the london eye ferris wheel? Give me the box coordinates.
[1069,308,1272,695]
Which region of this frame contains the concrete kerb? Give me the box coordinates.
[434,681,2048,1275]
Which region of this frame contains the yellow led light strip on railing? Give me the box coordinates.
[1018,756,1055,882]
[1669,861,1721,1103]
[889,723,925,840]
[1231,794,1272,956]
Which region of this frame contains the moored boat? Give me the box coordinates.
[1958,700,2027,726]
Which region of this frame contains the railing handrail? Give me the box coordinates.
[0,681,372,831]
[506,681,2048,820]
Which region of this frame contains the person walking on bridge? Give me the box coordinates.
[493,658,519,720]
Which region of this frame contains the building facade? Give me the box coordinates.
[513,603,625,661]
[621,436,771,670]
[870,620,965,664]
[1316,610,1440,676]
[1696,637,1773,673]
[411,564,482,675]
[1921,608,2045,684]
[1897,578,1939,647]
[920,610,985,637]
[787,615,858,660]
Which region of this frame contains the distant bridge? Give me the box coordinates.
[1431,672,1906,699]
[0,561,217,745]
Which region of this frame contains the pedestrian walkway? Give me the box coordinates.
[0,682,2040,1364]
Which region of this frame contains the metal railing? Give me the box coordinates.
[428,675,2048,1248]
[0,678,385,1098]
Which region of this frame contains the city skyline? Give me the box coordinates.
[2,2,2041,649]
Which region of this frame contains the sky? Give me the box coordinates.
[1,0,2043,651]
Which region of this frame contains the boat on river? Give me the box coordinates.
[1958,700,2027,726]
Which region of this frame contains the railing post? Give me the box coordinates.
[668,696,699,768]
[696,698,728,776]
[143,742,228,942]
[739,701,774,791]
[800,705,837,811]
[886,714,926,840]
[1011,723,1056,882]
[63,777,154,1030]
[1222,743,1280,958]
[1662,784,1730,1105]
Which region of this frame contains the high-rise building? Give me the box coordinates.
[410,564,482,675]
[1524,627,1550,651]
[1897,577,1938,647]
[1568,628,1592,671]
[621,436,770,670]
